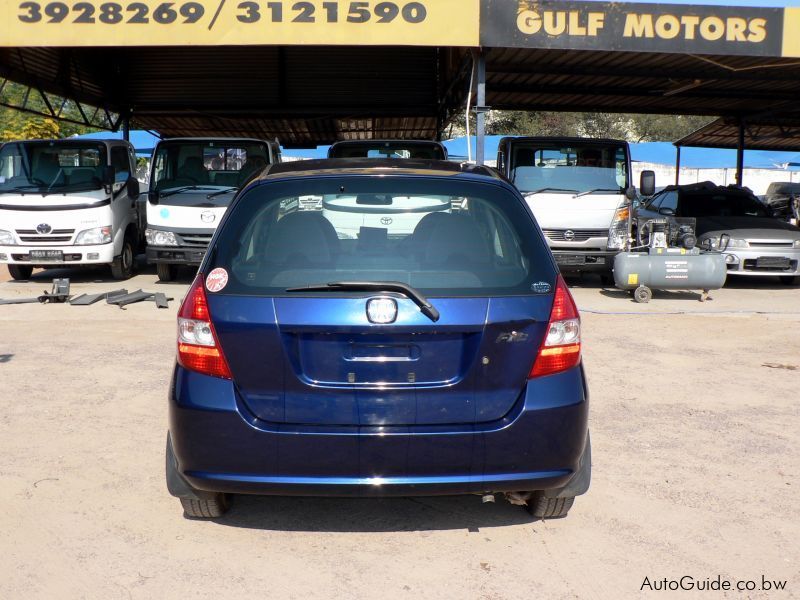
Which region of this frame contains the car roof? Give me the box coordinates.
[257,158,503,182]
[659,181,756,196]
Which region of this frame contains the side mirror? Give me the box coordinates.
[126,177,139,198]
[659,207,675,216]
[148,190,159,205]
[639,170,656,197]
[103,165,115,186]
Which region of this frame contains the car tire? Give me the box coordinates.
[157,263,176,282]
[779,275,799,286]
[8,265,34,280]
[180,495,230,519]
[527,495,575,519]
[110,235,135,280]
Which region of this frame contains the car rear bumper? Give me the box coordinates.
[168,364,589,498]
[146,245,207,266]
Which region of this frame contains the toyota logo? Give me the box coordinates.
[200,211,216,224]
[36,223,52,234]
[380,217,393,226]
[563,229,575,241]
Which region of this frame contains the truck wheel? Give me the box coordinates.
[8,265,34,280]
[527,495,575,519]
[779,276,798,286]
[180,495,230,519]
[157,263,176,282]
[110,235,135,280]
[633,285,652,303]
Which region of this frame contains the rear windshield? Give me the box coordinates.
[207,176,555,296]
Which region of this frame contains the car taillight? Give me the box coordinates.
[177,274,231,379]
[529,274,581,378]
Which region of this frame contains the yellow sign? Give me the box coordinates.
[627,273,639,286]
[782,8,800,57]
[0,0,479,46]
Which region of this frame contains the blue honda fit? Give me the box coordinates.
[166,159,590,519]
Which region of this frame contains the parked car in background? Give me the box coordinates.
[635,181,800,284]
[761,181,800,225]
[496,137,645,282]
[0,138,141,280]
[145,138,280,281]
[166,158,590,520]
[328,140,447,160]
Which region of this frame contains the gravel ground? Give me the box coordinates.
[0,264,798,599]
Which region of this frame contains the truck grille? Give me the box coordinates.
[177,233,213,248]
[16,229,75,244]
[543,229,607,242]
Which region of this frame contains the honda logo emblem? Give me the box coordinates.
[36,223,52,234]
[366,297,397,324]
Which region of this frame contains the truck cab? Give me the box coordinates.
[497,137,634,277]
[0,138,141,280]
[145,138,280,281]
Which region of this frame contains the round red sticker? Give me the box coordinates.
[205,268,229,293]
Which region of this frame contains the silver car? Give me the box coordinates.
[636,182,800,285]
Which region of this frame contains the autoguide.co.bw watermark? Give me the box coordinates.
[641,575,788,593]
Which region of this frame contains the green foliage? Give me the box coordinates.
[447,110,713,143]
[0,80,101,142]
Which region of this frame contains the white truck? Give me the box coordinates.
[145,138,280,281]
[0,138,142,280]
[497,137,652,281]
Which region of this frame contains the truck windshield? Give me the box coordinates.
[329,142,446,160]
[0,141,106,195]
[509,142,628,195]
[150,140,271,194]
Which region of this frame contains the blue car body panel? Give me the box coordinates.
[168,161,590,500]
[170,363,588,497]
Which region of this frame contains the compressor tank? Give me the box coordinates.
[613,249,727,291]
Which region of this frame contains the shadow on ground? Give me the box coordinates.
[209,494,536,533]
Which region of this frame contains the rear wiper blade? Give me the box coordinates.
[524,187,579,195]
[206,187,238,199]
[574,188,623,197]
[286,280,440,322]
[159,186,215,198]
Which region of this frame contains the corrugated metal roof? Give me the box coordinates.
[485,48,800,116]
[0,46,462,147]
[676,116,800,151]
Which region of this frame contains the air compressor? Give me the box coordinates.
[613,216,727,303]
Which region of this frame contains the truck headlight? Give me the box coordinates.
[145,228,178,246]
[75,226,112,245]
[0,229,15,245]
[606,205,630,250]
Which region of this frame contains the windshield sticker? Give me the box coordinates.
[160,208,170,219]
[531,281,552,294]
[206,268,228,293]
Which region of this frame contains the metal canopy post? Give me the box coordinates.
[675,145,681,185]
[736,119,745,186]
[471,49,487,165]
[122,114,130,142]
